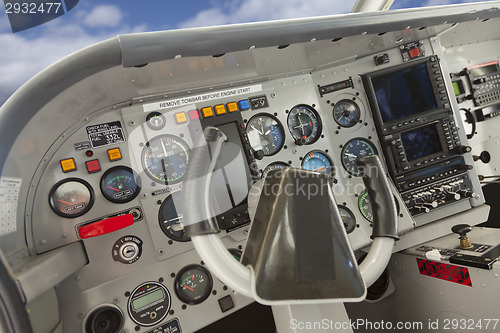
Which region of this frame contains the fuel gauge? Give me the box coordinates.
[100,166,141,203]
[49,178,94,218]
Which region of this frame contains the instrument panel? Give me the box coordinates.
[22,37,485,333]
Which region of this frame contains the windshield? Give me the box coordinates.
[0,0,496,105]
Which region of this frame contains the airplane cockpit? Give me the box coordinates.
[2,1,500,332]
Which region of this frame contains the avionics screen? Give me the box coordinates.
[371,63,438,123]
[469,63,498,78]
[401,124,442,162]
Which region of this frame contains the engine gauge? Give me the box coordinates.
[302,150,335,178]
[142,134,190,185]
[49,178,94,218]
[100,166,141,203]
[128,281,170,327]
[338,205,356,234]
[341,138,377,176]
[158,192,190,242]
[246,114,285,156]
[333,99,361,128]
[262,161,290,178]
[146,111,166,131]
[358,190,373,223]
[287,104,322,145]
[174,265,213,305]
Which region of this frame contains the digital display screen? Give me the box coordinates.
[132,289,164,310]
[401,124,442,162]
[371,63,438,123]
[470,64,497,78]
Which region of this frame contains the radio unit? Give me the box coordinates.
[382,117,466,176]
[363,56,476,217]
[466,60,500,107]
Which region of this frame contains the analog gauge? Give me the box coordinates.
[158,192,189,242]
[146,111,166,131]
[302,150,335,178]
[333,99,361,128]
[341,138,377,176]
[100,166,141,203]
[287,104,322,145]
[262,161,290,178]
[174,265,213,305]
[142,134,190,185]
[358,190,373,223]
[338,205,356,234]
[246,114,285,156]
[49,179,94,218]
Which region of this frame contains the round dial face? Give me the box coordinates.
[158,192,190,242]
[100,166,141,203]
[341,138,377,176]
[142,135,190,184]
[49,178,94,218]
[338,205,356,234]
[358,190,373,223]
[262,161,290,178]
[146,112,166,130]
[287,104,322,145]
[246,114,285,156]
[128,282,170,327]
[333,99,361,128]
[174,265,213,305]
[302,150,335,178]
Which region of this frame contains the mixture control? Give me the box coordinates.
[451,224,474,249]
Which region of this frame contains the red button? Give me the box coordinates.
[189,110,200,120]
[409,48,420,58]
[85,159,101,173]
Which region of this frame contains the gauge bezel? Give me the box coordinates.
[358,189,373,223]
[332,99,361,128]
[286,104,323,145]
[141,134,190,185]
[262,161,290,178]
[100,166,141,204]
[301,150,335,178]
[127,281,171,327]
[338,205,356,234]
[146,111,166,131]
[174,264,213,305]
[246,113,285,156]
[48,178,95,218]
[341,138,378,176]
[158,192,190,242]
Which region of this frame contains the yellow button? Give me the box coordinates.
[60,158,77,173]
[214,104,226,115]
[201,107,214,118]
[107,148,122,161]
[227,102,238,112]
[175,112,188,124]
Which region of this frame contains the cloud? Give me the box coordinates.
[83,5,123,28]
[178,0,354,28]
[0,6,146,104]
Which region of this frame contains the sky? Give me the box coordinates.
[0,0,493,105]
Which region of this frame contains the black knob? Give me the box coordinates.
[454,145,471,154]
[473,151,491,164]
[294,138,307,146]
[253,149,265,160]
[451,224,473,236]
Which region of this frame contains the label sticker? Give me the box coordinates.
[86,121,125,148]
[142,84,263,112]
[417,258,472,287]
[0,177,22,236]
[146,318,182,333]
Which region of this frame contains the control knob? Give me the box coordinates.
[451,224,473,249]
[454,145,472,155]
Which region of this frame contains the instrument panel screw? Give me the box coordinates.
[78,312,85,319]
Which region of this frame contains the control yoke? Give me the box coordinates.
[183,127,398,304]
